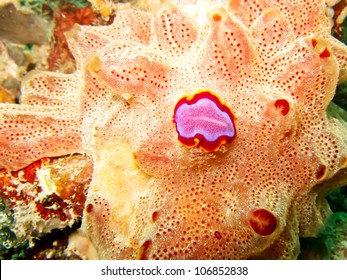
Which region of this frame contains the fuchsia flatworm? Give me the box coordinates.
[173,90,236,152]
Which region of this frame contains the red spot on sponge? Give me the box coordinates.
[274,99,290,116]
[214,231,222,239]
[315,164,326,180]
[311,39,331,58]
[311,39,318,47]
[139,240,152,260]
[86,203,94,213]
[319,48,331,58]
[249,209,277,236]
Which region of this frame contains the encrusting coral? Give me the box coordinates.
[1,0,347,259]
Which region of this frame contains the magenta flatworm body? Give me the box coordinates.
[173,91,236,152]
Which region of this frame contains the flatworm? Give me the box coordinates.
[173,90,236,152]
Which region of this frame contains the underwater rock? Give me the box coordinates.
[0,154,92,254]
[0,4,48,45]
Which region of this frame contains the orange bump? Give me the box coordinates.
[212,13,222,21]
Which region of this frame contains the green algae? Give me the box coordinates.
[0,199,22,260]
[340,16,347,45]
[319,211,347,259]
